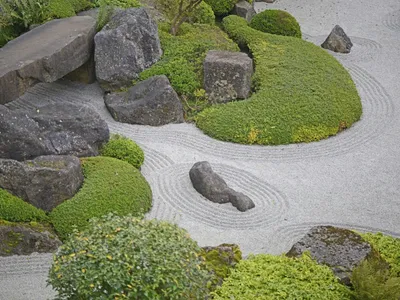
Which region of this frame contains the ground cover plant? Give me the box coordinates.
[50,157,152,240]
[195,15,362,145]
[48,214,211,300]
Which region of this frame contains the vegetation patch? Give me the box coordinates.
[195,16,362,145]
[50,157,152,240]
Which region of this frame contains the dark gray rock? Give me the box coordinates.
[1,103,109,161]
[287,226,374,285]
[204,51,253,103]
[0,155,84,211]
[233,1,256,22]
[321,25,353,53]
[0,16,96,104]
[94,8,162,91]
[0,223,61,256]
[105,75,184,126]
[189,161,255,212]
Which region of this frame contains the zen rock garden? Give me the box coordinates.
[0,0,400,299]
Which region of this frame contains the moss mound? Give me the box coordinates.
[50,157,152,240]
[250,9,302,38]
[212,253,352,299]
[196,16,362,145]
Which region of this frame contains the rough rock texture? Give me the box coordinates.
[105,75,184,126]
[233,1,256,22]
[0,156,84,211]
[321,25,353,53]
[287,226,374,285]
[204,51,253,103]
[0,103,109,161]
[0,224,61,256]
[64,55,96,84]
[95,8,162,91]
[189,161,255,212]
[0,16,96,104]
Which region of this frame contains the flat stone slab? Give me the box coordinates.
[0,16,96,104]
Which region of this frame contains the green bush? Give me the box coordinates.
[92,0,141,9]
[0,189,48,222]
[188,1,215,25]
[212,253,353,299]
[195,16,362,145]
[250,9,302,38]
[50,157,152,240]
[204,0,236,16]
[45,0,92,19]
[48,214,211,299]
[100,134,144,169]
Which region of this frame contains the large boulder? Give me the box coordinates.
[287,226,375,285]
[95,8,162,91]
[0,16,96,104]
[0,103,110,161]
[0,156,84,211]
[105,75,184,126]
[204,51,253,103]
[321,25,353,53]
[233,1,256,22]
[189,161,255,212]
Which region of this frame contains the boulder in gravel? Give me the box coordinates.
[105,75,184,126]
[95,8,162,91]
[321,25,353,53]
[0,16,96,104]
[189,161,255,212]
[287,226,375,285]
[0,222,61,256]
[204,50,253,103]
[0,156,84,211]
[233,1,256,22]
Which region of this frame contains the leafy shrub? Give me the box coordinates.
[100,134,144,169]
[96,2,115,31]
[92,0,141,9]
[195,16,362,145]
[250,9,302,38]
[204,0,236,16]
[50,157,152,240]
[0,189,48,222]
[45,0,92,19]
[48,214,211,299]
[212,253,353,299]
[188,1,215,25]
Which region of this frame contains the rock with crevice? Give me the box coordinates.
[321,25,353,53]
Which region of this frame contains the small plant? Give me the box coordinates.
[48,214,211,299]
[203,0,236,16]
[187,1,215,25]
[100,134,145,169]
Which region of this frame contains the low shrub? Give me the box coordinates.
[50,157,152,240]
[195,16,362,145]
[250,9,302,38]
[48,214,211,299]
[204,0,236,16]
[100,134,144,169]
[45,0,92,19]
[92,0,141,8]
[212,253,353,299]
[0,189,48,223]
[188,1,215,25]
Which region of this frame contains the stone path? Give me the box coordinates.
[1,0,400,298]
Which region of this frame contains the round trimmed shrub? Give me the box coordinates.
[250,9,302,38]
[189,1,215,25]
[204,0,237,16]
[100,134,144,169]
[50,157,152,240]
[212,253,352,299]
[48,214,211,300]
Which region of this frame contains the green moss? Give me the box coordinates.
[250,9,302,38]
[45,0,92,19]
[195,16,362,145]
[49,157,152,240]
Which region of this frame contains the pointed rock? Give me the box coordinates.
[321,25,353,53]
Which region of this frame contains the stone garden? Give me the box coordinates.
[1,0,400,299]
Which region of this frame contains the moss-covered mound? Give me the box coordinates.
[212,253,353,299]
[250,9,302,38]
[195,16,362,145]
[50,157,152,240]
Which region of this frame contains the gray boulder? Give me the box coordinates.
[189,161,255,212]
[0,223,62,256]
[287,226,375,285]
[321,25,353,53]
[233,1,256,22]
[0,156,84,211]
[0,16,96,104]
[0,103,110,161]
[105,75,184,126]
[204,51,253,103]
[95,8,162,91]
